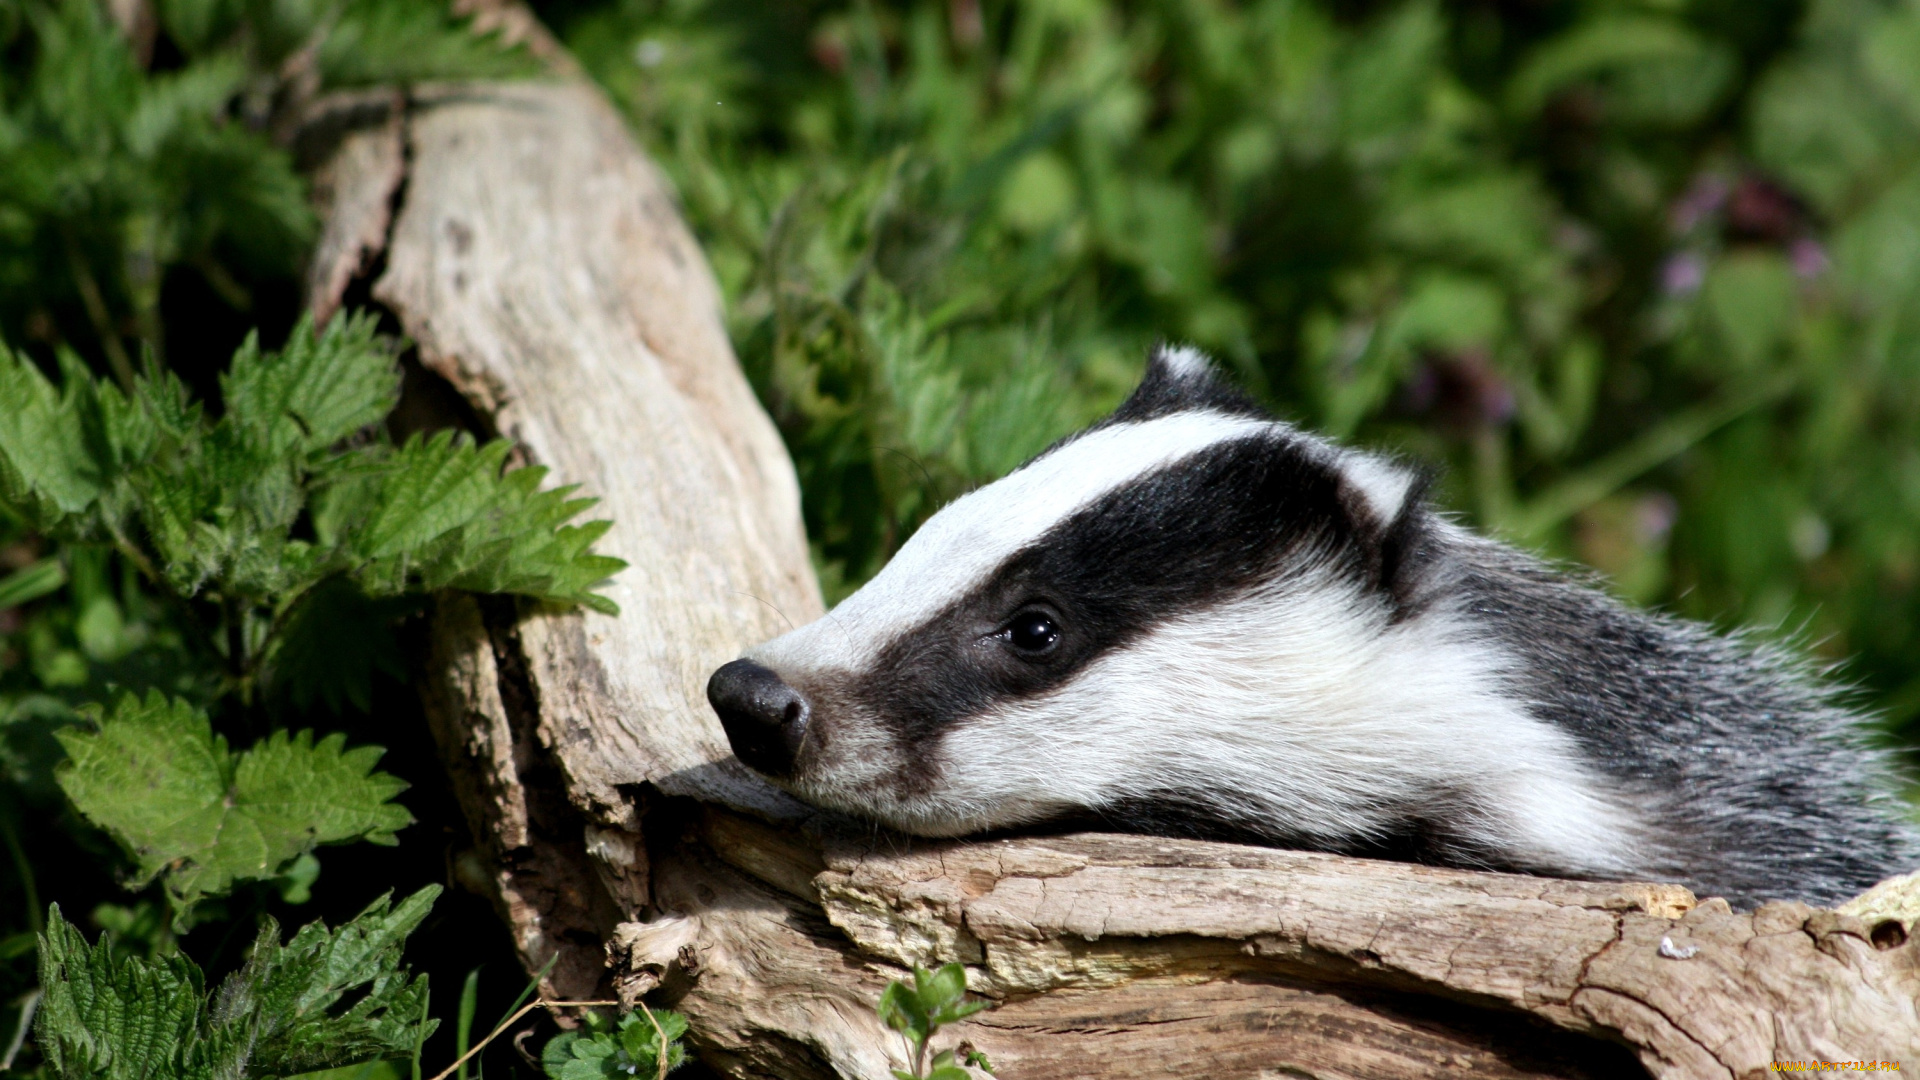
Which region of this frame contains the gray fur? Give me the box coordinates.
[1456,538,1920,907]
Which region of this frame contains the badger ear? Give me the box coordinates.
[1108,344,1268,424]
[1334,451,1438,619]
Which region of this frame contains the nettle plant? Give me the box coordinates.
[0,313,623,1075]
[876,964,994,1080]
[34,887,441,1080]
[540,1007,688,1080]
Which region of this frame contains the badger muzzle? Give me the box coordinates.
[708,658,811,778]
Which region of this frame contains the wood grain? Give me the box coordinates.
[373,79,824,829]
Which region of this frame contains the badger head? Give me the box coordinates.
[708,346,1645,874]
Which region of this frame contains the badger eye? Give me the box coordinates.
[1005,610,1061,654]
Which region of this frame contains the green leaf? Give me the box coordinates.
[34,903,204,1079]
[1507,16,1734,125]
[278,851,323,905]
[935,998,989,1026]
[286,1063,406,1080]
[33,889,438,1080]
[915,963,969,1015]
[0,346,123,533]
[221,313,401,458]
[341,431,626,612]
[876,980,927,1044]
[539,1009,687,1079]
[54,690,411,922]
[207,887,440,1076]
[877,964,993,1075]
[0,556,66,610]
[318,0,537,87]
[455,967,481,1080]
[123,53,247,158]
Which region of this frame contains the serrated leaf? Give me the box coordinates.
[34,903,204,1080]
[344,431,625,611]
[221,313,400,458]
[210,887,440,1076]
[33,890,438,1080]
[123,52,246,158]
[54,692,234,885]
[318,0,536,87]
[0,345,114,531]
[54,690,411,922]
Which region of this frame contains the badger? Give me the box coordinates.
[708,345,1920,908]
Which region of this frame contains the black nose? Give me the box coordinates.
[708,659,810,778]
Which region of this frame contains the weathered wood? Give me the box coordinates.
[374,80,823,825]
[304,71,1920,1079]
[305,75,821,999]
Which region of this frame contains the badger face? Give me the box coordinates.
[709,347,1647,876]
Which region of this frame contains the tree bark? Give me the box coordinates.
[300,75,1920,1080]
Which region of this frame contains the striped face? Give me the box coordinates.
[710,348,1649,878]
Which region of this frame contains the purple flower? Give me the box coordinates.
[1670,175,1729,235]
[1662,251,1706,297]
[1636,493,1679,544]
[1790,237,1830,280]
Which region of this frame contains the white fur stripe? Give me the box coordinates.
[754,410,1279,672]
[1155,344,1214,380]
[920,577,1648,874]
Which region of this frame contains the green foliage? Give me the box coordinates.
[875,963,993,1080]
[566,0,1920,756]
[54,691,410,924]
[0,0,531,380]
[33,886,438,1080]
[0,558,67,611]
[0,1,581,1075]
[540,1008,687,1080]
[0,313,624,705]
[0,305,619,1063]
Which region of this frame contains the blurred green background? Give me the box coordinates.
[546,0,1920,756]
[4,0,1920,1074]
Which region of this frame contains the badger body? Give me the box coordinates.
[709,347,1920,908]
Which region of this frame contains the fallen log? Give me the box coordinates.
[299,72,1920,1080]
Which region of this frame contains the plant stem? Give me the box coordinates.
[426,1000,620,1080]
[123,213,166,368]
[0,989,42,1072]
[639,1003,670,1080]
[63,231,138,390]
[192,251,253,310]
[456,968,481,1080]
[0,810,41,933]
[1501,372,1796,542]
[225,593,248,681]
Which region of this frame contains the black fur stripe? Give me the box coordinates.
[847,431,1410,761]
